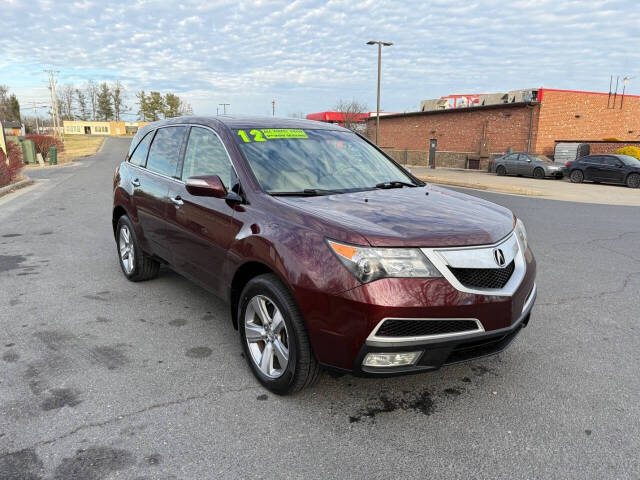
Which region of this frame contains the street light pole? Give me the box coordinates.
[366,40,393,145]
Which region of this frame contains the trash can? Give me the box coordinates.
[49,146,57,165]
[21,139,37,164]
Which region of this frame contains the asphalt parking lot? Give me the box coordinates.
[1,137,639,479]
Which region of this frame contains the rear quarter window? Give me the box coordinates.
[128,131,154,167]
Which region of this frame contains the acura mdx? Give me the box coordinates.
[112,116,537,394]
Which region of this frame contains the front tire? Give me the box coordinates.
[626,173,640,188]
[238,274,320,394]
[533,167,545,179]
[115,215,160,281]
[570,170,584,183]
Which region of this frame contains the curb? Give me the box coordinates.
[418,175,544,197]
[0,177,34,197]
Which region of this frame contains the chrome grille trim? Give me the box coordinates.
[367,317,484,345]
[421,230,526,297]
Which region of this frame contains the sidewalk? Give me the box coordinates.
[410,166,640,206]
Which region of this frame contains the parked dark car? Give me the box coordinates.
[491,152,565,179]
[566,154,640,188]
[112,116,536,394]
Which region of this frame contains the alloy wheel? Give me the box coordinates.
[570,170,583,183]
[244,295,290,378]
[119,225,135,274]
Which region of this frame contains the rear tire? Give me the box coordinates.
[627,173,640,188]
[115,215,160,281]
[570,170,584,183]
[238,274,320,394]
[533,167,545,179]
[496,165,506,176]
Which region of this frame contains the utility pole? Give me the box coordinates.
[366,40,393,145]
[44,70,61,139]
[33,100,40,134]
[219,103,230,114]
[272,99,275,117]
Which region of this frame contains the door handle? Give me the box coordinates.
[169,195,184,206]
[131,178,140,187]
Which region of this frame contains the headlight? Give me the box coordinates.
[515,218,528,251]
[327,239,442,283]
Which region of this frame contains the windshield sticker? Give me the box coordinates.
[237,129,308,143]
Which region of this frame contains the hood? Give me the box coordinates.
[275,185,514,247]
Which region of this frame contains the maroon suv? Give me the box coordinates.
[112,116,536,394]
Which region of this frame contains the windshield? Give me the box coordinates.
[233,128,416,194]
[618,155,640,167]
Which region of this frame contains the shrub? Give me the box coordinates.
[0,141,24,188]
[25,134,65,161]
[615,146,640,160]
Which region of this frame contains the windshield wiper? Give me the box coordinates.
[374,180,418,189]
[269,188,340,197]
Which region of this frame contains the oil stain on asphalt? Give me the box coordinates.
[0,255,28,273]
[52,447,135,480]
[348,390,435,423]
[185,347,212,358]
[0,448,44,480]
[40,388,82,411]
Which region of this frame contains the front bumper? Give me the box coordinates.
[301,238,536,373]
[351,283,536,376]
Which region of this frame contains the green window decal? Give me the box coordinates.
[237,129,308,142]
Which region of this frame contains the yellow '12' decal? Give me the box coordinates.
[237,129,308,142]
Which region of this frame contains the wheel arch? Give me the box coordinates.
[112,205,128,237]
[229,260,291,330]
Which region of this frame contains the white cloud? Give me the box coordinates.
[1,0,638,117]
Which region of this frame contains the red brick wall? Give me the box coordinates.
[535,89,640,155]
[366,104,539,155]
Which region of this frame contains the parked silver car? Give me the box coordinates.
[491,153,565,179]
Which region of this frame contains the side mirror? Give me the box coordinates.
[526,158,532,162]
[185,175,227,198]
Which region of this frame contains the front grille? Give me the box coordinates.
[375,319,480,338]
[449,260,515,289]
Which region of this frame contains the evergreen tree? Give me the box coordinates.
[96,82,113,121]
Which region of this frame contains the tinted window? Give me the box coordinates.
[146,126,187,177]
[181,127,233,188]
[129,132,153,167]
[603,157,620,166]
[618,155,640,166]
[504,154,518,161]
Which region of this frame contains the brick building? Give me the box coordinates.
[367,88,640,168]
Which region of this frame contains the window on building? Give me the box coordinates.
[146,126,187,177]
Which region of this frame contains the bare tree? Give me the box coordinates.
[85,80,98,121]
[111,81,126,121]
[334,99,368,132]
[58,84,76,120]
[76,89,89,120]
[178,99,193,116]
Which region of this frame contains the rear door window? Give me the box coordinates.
[146,126,188,177]
[128,131,154,167]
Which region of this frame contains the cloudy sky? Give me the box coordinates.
[1,0,639,119]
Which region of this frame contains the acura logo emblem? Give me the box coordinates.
[493,248,506,267]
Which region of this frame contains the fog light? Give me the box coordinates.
[363,351,421,368]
